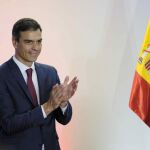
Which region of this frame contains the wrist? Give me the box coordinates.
[42,102,53,116]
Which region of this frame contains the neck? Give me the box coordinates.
[15,55,33,67]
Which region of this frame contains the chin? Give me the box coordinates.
[29,57,38,62]
[31,59,37,62]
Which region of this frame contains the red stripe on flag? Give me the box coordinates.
[129,71,150,127]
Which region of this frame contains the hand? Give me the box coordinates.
[60,76,79,107]
[43,76,79,115]
[43,84,64,115]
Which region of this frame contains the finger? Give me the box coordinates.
[72,83,78,93]
[54,85,64,98]
[65,78,78,96]
[68,76,77,86]
[63,76,69,86]
[51,84,62,98]
[72,81,78,90]
[70,78,79,89]
[70,86,78,97]
[69,81,79,97]
[51,84,59,97]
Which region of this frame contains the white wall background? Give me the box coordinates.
[0,0,150,150]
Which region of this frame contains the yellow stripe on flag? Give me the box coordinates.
[136,20,150,84]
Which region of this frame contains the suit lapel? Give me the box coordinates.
[7,58,51,105]
[7,58,34,105]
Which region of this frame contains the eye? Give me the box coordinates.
[24,40,33,45]
[37,40,42,44]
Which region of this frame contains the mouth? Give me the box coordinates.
[29,51,40,56]
[31,52,39,55]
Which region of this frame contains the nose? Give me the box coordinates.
[32,42,40,50]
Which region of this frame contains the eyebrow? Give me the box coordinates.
[23,38,42,42]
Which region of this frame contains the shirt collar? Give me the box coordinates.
[12,55,35,74]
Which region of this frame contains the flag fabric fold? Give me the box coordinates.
[129,20,150,127]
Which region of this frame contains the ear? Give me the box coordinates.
[12,36,18,49]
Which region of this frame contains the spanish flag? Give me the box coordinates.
[129,21,150,127]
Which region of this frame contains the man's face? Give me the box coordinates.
[12,29,42,66]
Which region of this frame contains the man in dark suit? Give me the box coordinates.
[0,18,78,150]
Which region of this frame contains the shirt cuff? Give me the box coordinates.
[41,105,47,118]
[60,104,68,115]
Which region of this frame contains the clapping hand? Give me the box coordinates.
[43,76,79,115]
[60,76,79,107]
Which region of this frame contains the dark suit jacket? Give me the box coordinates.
[0,58,72,150]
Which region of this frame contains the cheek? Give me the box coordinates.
[22,46,32,53]
[18,46,30,56]
[37,44,42,50]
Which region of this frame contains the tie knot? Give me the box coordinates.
[26,68,33,77]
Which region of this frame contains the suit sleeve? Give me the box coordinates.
[54,103,72,125]
[0,77,45,135]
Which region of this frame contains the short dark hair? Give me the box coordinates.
[12,18,42,41]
